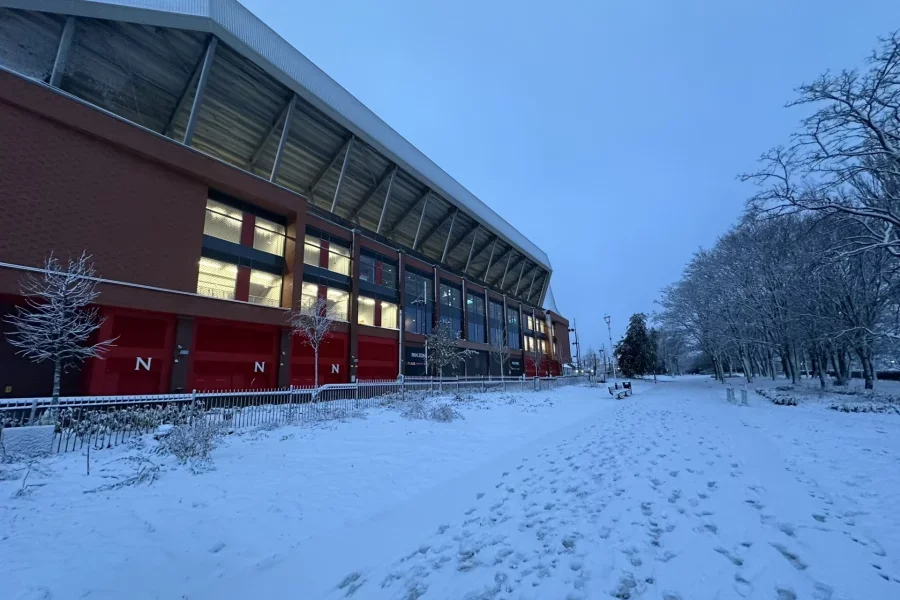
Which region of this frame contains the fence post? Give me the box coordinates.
[401,375,406,402]
[355,382,360,409]
[482,376,486,393]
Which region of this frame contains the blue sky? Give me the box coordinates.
[243,0,899,351]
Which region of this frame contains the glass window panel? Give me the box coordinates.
[359,255,376,284]
[300,282,320,313]
[381,301,398,329]
[326,288,349,321]
[358,296,376,326]
[303,235,320,267]
[204,200,243,244]
[381,263,396,289]
[328,244,351,276]
[253,218,285,256]
[248,270,282,307]
[197,257,238,300]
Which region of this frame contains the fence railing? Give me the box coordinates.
[0,375,587,454]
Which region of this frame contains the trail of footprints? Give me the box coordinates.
[334,403,894,599]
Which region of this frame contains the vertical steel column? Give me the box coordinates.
[183,36,218,146]
[376,168,397,234]
[270,95,297,182]
[330,137,355,212]
[440,210,458,263]
[398,251,405,377]
[412,194,430,249]
[49,16,75,88]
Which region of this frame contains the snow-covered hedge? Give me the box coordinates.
[755,388,798,406]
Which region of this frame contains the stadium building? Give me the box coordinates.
[0,0,572,398]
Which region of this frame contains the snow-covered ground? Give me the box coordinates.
[2,377,899,599]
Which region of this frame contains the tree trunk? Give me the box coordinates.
[857,347,874,390]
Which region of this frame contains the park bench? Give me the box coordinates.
[608,382,632,399]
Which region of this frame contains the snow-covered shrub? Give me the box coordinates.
[429,403,463,422]
[157,418,226,470]
[756,388,798,406]
[402,398,429,420]
[1,425,55,459]
[829,402,900,414]
[774,385,794,392]
[453,392,477,403]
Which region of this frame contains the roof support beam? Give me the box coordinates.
[464,228,480,273]
[499,252,520,289]
[480,238,498,278]
[416,207,455,251]
[537,274,551,309]
[440,210,459,263]
[269,95,297,182]
[164,35,211,137]
[465,235,494,276]
[526,269,538,301]
[246,94,293,169]
[411,194,430,249]
[376,168,397,234]
[514,260,528,295]
[308,136,352,199]
[330,136,355,213]
[385,188,428,237]
[49,16,75,88]
[486,246,511,281]
[443,223,479,265]
[183,36,218,146]
[349,164,395,222]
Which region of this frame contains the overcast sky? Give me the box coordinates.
[243,0,899,351]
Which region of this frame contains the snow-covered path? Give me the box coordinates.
[209,378,900,600]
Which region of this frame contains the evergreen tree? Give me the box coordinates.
[614,313,653,378]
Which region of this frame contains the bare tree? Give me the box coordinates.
[5,252,115,423]
[287,296,335,392]
[490,342,511,388]
[425,320,475,379]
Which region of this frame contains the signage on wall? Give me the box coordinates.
[508,358,523,376]
[254,362,266,373]
[331,364,340,374]
[135,357,152,371]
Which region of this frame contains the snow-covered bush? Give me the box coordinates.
[829,401,900,414]
[402,398,429,420]
[157,418,226,470]
[429,403,463,422]
[756,388,798,406]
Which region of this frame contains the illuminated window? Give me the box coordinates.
[300,282,320,313]
[405,271,432,335]
[358,296,376,326]
[507,311,521,350]
[327,288,349,322]
[303,235,320,267]
[204,200,243,244]
[248,270,282,307]
[253,218,286,256]
[381,301,398,329]
[328,244,351,276]
[197,258,237,300]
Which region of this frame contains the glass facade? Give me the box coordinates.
[300,281,349,321]
[440,283,463,336]
[466,293,486,343]
[360,254,397,289]
[358,296,376,326]
[488,301,504,346]
[253,217,286,256]
[203,200,242,244]
[507,310,521,350]
[381,301,398,329]
[197,257,237,300]
[248,270,282,307]
[303,235,351,276]
[404,271,432,335]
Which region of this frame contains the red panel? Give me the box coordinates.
[290,330,348,386]
[525,355,537,377]
[189,318,279,391]
[357,335,398,381]
[235,266,251,302]
[85,307,175,395]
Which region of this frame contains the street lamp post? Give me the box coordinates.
[604,314,618,384]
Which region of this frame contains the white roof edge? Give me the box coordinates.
[10,0,552,273]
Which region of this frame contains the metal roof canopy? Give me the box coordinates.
[0,0,552,306]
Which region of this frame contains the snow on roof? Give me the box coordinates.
[543,285,560,313]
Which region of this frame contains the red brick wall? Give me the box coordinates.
[0,101,206,292]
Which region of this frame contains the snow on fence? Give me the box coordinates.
[0,375,587,454]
